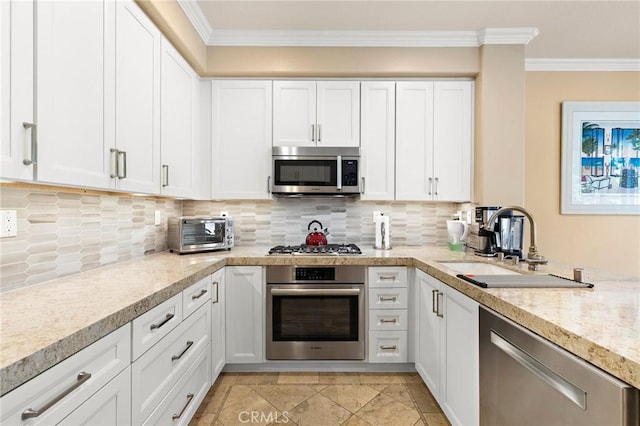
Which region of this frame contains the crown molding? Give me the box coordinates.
[478,27,539,45]
[526,58,640,72]
[176,0,212,44]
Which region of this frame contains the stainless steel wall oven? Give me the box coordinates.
[266,265,365,360]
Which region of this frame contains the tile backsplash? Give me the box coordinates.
[183,198,462,247]
[0,184,182,293]
[0,183,465,292]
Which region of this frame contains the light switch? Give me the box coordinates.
[154,210,161,226]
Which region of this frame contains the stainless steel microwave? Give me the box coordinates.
[271,146,361,196]
[168,216,234,254]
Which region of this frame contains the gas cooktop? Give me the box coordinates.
[268,243,362,256]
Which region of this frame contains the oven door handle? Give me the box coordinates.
[270,288,361,296]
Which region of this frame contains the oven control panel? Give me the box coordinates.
[295,267,335,281]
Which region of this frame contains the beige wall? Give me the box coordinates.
[525,72,640,277]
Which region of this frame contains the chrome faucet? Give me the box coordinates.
[484,206,548,271]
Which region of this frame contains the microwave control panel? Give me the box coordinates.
[342,160,359,187]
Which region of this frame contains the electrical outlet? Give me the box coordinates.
[154,210,161,226]
[220,211,229,218]
[372,210,382,222]
[0,210,17,238]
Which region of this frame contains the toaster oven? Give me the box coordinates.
[168,216,234,254]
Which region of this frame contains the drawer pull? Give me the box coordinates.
[379,296,397,302]
[380,345,398,350]
[150,313,175,330]
[378,275,397,280]
[172,393,195,420]
[171,340,194,361]
[191,289,208,300]
[380,318,398,324]
[21,372,92,420]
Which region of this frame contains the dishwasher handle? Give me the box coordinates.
[490,330,587,410]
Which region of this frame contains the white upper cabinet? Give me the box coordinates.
[360,82,396,200]
[1,0,34,181]
[111,0,161,194]
[396,81,473,201]
[36,0,113,189]
[210,80,272,199]
[160,37,199,198]
[273,81,360,147]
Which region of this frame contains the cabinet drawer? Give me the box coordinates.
[143,344,211,426]
[368,267,407,288]
[58,367,131,426]
[369,309,408,331]
[0,324,131,426]
[132,293,182,360]
[368,331,408,363]
[368,287,408,309]
[132,303,211,425]
[183,276,211,319]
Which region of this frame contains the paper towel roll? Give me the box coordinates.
[375,216,391,249]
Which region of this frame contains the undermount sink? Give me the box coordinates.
[437,261,521,276]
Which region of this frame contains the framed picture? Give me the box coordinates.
[561,101,640,214]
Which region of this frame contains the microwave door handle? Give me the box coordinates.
[337,155,342,190]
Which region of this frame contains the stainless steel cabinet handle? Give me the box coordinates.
[110,148,119,178]
[311,124,315,142]
[191,289,207,300]
[379,275,397,281]
[212,281,219,304]
[361,177,365,194]
[434,177,439,196]
[21,372,92,420]
[117,150,127,179]
[380,318,398,324]
[317,124,321,142]
[380,345,397,350]
[428,177,433,195]
[162,164,169,187]
[267,176,271,193]
[171,340,194,361]
[150,313,174,330]
[171,393,195,420]
[436,291,444,317]
[22,122,37,166]
[379,296,397,302]
[490,331,587,409]
[432,289,438,314]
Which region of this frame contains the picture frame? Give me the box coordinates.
[561,101,640,215]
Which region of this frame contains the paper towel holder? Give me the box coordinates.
[374,213,392,250]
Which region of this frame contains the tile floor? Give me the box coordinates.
[190,372,450,426]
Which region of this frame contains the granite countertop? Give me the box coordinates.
[1,245,639,396]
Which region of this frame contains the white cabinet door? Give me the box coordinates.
[112,0,161,194]
[58,367,131,426]
[316,81,360,147]
[396,82,434,201]
[160,37,198,198]
[0,0,34,181]
[415,270,440,394]
[225,266,263,363]
[440,285,479,426]
[360,82,395,200]
[273,80,360,147]
[36,0,113,189]
[432,81,473,201]
[273,80,316,146]
[211,268,226,381]
[211,80,272,199]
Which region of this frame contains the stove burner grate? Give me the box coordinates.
[268,243,362,256]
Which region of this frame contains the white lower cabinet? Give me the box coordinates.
[58,367,132,426]
[131,302,211,425]
[0,324,131,425]
[415,269,479,426]
[225,266,263,363]
[368,267,409,363]
[211,268,226,382]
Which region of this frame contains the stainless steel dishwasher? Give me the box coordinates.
[480,307,639,425]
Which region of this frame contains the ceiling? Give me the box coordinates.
[187,0,640,59]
